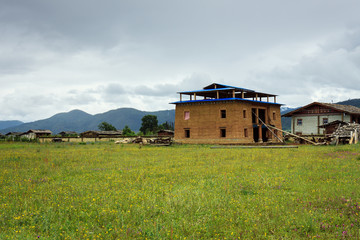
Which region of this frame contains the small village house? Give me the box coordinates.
[58,131,78,137]
[282,102,360,135]
[171,83,283,144]
[157,129,174,137]
[5,132,25,140]
[20,130,52,139]
[80,130,123,138]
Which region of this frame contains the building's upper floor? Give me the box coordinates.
[171,83,280,105]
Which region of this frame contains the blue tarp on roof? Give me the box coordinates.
[210,83,254,92]
[178,88,234,94]
[170,98,282,105]
[178,83,255,94]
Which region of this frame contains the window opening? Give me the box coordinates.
[258,109,266,123]
[220,110,226,118]
[184,111,190,120]
[297,119,303,126]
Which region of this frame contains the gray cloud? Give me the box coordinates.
[242,28,360,107]
[1,1,360,121]
[64,91,97,105]
[133,73,212,97]
[134,84,178,97]
[103,83,127,95]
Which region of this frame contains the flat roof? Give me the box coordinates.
[170,98,282,105]
[178,83,277,97]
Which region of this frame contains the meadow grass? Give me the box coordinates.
[0,142,359,239]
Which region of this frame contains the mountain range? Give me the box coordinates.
[336,98,360,108]
[0,108,175,134]
[1,98,359,134]
[0,120,24,130]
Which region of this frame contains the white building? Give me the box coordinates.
[282,102,360,135]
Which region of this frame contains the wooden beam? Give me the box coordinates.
[254,111,283,143]
[211,146,298,149]
[349,131,354,144]
[232,90,235,98]
[355,129,358,144]
[266,125,319,145]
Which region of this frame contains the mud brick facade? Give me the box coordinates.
[171,83,283,144]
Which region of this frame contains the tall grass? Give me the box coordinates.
[0,142,359,239]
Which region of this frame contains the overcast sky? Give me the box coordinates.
[1,0,360,122]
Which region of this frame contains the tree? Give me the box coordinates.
[122,125,135,136]
[140,115,158,135]
[158,121,174,131]
[98,122,117,131]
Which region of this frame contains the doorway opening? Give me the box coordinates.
[253,126,259,142]
[262,127,268,142]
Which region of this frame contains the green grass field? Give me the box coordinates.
[0,142,359,239]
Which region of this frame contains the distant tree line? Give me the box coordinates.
[98,122,117,131]
[98,115,174,136]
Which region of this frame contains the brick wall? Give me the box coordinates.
[174,100,282,144]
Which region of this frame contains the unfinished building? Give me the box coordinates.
[171,83,283,144]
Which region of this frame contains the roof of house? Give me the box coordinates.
[321,103,360,114]
[81,130,123,135]
[318,120,347,128]
[172,83,280,105]
[157,129,174,133]
[282,102,360,117]
[23,129,52,134]
[58,131,78,135]
[5,132,24,136]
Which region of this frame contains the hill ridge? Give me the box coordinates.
[0,108,175,134]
